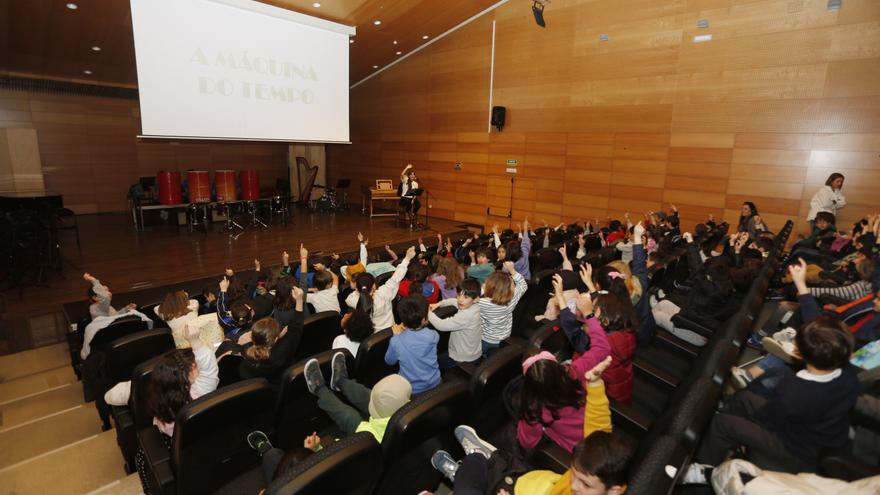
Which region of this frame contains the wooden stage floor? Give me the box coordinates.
[0,208,472,354]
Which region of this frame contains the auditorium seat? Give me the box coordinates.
[138,378,275,495]
[88,315,152,352]
[288,311,342,365]
[466,341,523,437]
[273,349,355,450]
[217,354,245,388]
[375,380,471,494]
[104,329,175,473]
[353,329,398,388]
[625,435,688,495]
[266,432,383,495]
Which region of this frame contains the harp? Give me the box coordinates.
[295,156,321,205]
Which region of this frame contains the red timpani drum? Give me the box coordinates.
[214,170,237,202]
[187,171,211,203]
[239,170,260,201]
[157,171,182,205]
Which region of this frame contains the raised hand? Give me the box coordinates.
[304,432,321,451]
[576,291,593,317]
[282,251,290,265]
[633,221,645,238]
[219,276,230,292]
[82,272,95,282]
[551,273,564,295]
[503,261,515,274]
[300,243,308,259]
[292,285,305,301]
[405,246,417,260]
[254,258,261,270]
[558,245,568,259]
[183,323,199,342]
[585,355,613,383]
[683,232,694,243]
[788,258,809,294]
[357,231,364,243]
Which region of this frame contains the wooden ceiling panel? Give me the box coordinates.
[0,0,499,87]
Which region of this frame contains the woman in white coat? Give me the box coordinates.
[807,173,846,229]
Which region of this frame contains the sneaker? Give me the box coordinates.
[454,425,497,460]
[330,352,349,392]
[761,337,802,364]
[730,367,752,390]
[247,430,272,455]
[772,327,796,343]
[431,450,459,482]
[745,333,763,349]
[665,462,710,484]
[304,358,326,395]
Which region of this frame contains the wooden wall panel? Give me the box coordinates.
[328,0,880,234]
[0,90,288,213]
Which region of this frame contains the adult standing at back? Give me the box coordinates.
[807,173,846,229]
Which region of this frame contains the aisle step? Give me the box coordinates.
[0,403,101,470]
[0,430,125,495]
[0,383,84,429]
[0,343,70,383]
[0,365,78,404]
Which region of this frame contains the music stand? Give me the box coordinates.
[405,188,425,230]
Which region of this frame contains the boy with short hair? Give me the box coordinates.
[307,263,341,313]
[682,262,859,480]
[385,295,441,394]
[428,278,482,370]
[466,247,495,284]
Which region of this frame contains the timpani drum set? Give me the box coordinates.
[155,169,288,235]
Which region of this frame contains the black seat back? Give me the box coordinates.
[173,379,275,495]
[274,349,355,450]
[290,311,343,364]
[468,342,524,436]
[218,354,245,388]
[528,320,574,362]
[377,380,471,494]
[90,315,150,352]
[105,328,175,386]
[354,329,398,388]
[266,432,382,495]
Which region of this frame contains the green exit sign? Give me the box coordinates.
[506,159,518,165]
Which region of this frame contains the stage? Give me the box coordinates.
[1,208,473,354]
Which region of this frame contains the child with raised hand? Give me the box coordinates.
[428,278,483,370]
[676,261,860,482]
[432,356,635,495]
[479,261,529,356]
[551,275,613,389]
[345,245,416,331]
[135,323,219,492]
[467,247,495,284]
[385,294,441,394]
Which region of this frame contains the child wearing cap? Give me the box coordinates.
[304,352,412,443]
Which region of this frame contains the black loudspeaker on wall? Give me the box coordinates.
[491,106,506,131]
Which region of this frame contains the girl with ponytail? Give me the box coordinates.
[238,286,305,381]
[345,246,417,331]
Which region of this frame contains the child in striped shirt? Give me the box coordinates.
[479,261,528,356]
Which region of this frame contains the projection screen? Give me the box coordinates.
[130,0,354,143]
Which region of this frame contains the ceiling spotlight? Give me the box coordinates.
[91,45,101,51]
[392,40,398,45]
[349,39,354,44]
[395,51,402,55]
[372,65,379,69]
[373,20,381,26]
[421,34,429,39]
[83,69,92,75]
[312,2,321,7]
[66,2,78,9]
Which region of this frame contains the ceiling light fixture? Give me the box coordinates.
[395,51,402,55]
[373,20,381,26]
[83,69,92,75]
[372,65,379,69]
[312,2,321,7]
[66,2,78,9]
[349,39,354,44]
[392,40,398,45]
[91,45,101,51]
[422,34,429,39]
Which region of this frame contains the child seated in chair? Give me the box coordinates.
[304,352,411,443]
[385,295,441,394]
